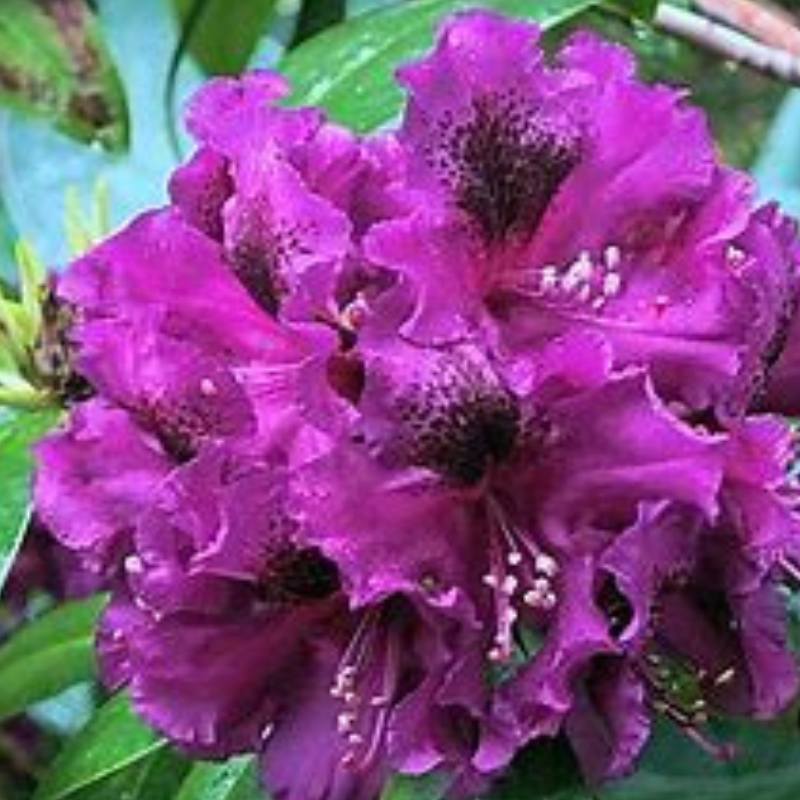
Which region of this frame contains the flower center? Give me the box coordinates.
[228,232,293,316]
[330,607,403,771]
[137,377,234,463]
[395,349,521,484]
[435,92,581,243]
[226,212,314,316]
[509,245,626,314]
[483,498,559,662]
[141,399,220,462]
[258,545,341,604]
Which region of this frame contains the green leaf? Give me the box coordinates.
[604,0,659,20]
[0,0,128,151]
[381,773,448,800]
[381,739,589,800]
[0,409,60,593]
[602,720,800,800]
[174,757,261,800]
[292,0,347,48]
[483,738,590,800]
[0,595,106,722]
[128,748,193,800]
[40,744,190,800]
[280,0,601,133]
[172,0,278,75]
[34,693,167,800]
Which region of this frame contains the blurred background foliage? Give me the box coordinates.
[0,0,798,274]
[1,2,800,800]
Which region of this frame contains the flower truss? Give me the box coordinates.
[33,10,800,800]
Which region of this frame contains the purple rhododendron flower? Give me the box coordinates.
[33,9,800,800]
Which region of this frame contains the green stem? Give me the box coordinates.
[0,386,56,412]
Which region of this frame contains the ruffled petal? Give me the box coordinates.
[34,401,169,572]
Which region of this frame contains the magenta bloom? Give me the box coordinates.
[33,8,800,800]
[382,13,800,419]
[99,445,486,800]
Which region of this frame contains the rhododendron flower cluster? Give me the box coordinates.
[33,10,800,800]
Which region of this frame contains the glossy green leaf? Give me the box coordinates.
[172,0,278,75]
[482,738,590,800]
[381,774,448,800]
[602,720,800,800]
[0,0,128,151]
[0,409,60,593]
[605,0,659,20]
[0,595,106,722]
[292,0,347,47]
[381,740,589,800]
[175,757,261,800]
[127,749,192,800]
[280,0,601,132]
[43,748,190,800]
[34,693,166,800]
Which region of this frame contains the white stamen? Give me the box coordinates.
[507,551,523,567]
[534,553,558,578]
[260,724,274,742]
[604,245,621,269]
[488,646,509,663]
[523,589,545,608]
[602,272,622,298]
[541,592,557,610]
[539,266,558,292]
[575,251,594,275]
[501,575,519,596]
[576,283,593,303]
[337,713,356,733]
[199,378,217,396]
[483,573,500,589]
[714,668,736,686]
[727,246,746,265]
[563,255,593,291]
[124,555,143,575]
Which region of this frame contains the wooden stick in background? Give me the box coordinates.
[656,4,800,87]
[693,0,800,56]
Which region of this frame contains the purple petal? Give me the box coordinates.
[34,401,169,572]
[169,147,233,241]
[565,658,651,782]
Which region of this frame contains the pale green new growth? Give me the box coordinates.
[0,179,111,411]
